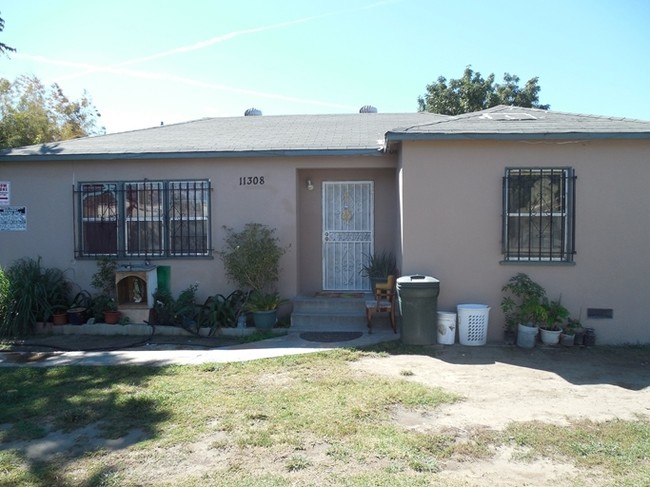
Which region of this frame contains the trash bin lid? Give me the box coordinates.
[396,275,439,288]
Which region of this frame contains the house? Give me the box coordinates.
[1,105,649,344]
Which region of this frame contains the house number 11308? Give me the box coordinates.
[239,176,265,186]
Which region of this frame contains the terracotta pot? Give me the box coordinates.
[52,312,68,325]
[103,310,121,325]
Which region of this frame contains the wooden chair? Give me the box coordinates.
[365,275,397,334]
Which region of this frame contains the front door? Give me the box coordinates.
[322,181,373,290]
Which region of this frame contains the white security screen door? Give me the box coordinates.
[322,181,374,290]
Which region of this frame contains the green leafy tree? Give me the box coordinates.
[418,66,549,115]
[0,13,16,56]
[0,74,104,149]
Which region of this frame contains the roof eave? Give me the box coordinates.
[385,131,650,142]
[0,147,385,162]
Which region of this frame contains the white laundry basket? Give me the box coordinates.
[457,304,490,346]
[437,312,456,345]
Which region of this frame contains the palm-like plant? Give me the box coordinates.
[1,257,70,336]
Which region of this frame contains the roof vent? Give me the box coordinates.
[244,107,263,116]
[480,112,536,121]
[359,105,378,113]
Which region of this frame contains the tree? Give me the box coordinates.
[417,66,549,115]
[0,13,16,56]
[0,74,104,149]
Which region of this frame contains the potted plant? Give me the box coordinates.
[501,273,546,347]
[52,305,69,325]
[359,250,397,292]
[103,303,121,324]
[67,290,92,325]
[245,291,287,330]
[90,257,121,324]
[539,298,569,345]
[562,317,583,346]
[218,223,289,330]
[37,265,72,332]
[93,294,120,324]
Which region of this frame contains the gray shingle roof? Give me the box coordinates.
[0,113,447,161]
[2,106,649,162]
[386,105,650,141]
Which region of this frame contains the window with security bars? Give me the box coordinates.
[76,180,211,258]
[502,168,575,262]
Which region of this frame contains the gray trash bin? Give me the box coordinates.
[396,275,440,345]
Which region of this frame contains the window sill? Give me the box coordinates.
[75,255,214,261]
[499,260,576,266]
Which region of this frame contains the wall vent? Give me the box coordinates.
[587,308,614,319]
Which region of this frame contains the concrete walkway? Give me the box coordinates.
[0,329,399,367]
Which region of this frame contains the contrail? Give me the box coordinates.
[48,0,403,80]
[50,12,331,81]
[13,53,356,110]
[119,15,326,66]
[110,0,402,68]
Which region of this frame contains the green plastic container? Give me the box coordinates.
[397,275,440,345]
[156,266,171,294]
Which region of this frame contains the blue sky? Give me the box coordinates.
[2,0,649,134]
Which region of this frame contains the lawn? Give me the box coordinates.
[0,345,648,486]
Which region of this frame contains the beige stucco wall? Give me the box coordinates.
[398,139,650,344]
[0,153,397,305]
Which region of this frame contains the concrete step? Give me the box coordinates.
[291,295,369,313]
[289,294,395,333]
[290,312,366,332]
[291,295,364,331]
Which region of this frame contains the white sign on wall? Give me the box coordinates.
[0,181,9,205]
[0,206,26,231]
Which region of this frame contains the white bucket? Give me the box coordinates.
[437,312,456,345]
[517,323,539,348]
[457,304,490,346]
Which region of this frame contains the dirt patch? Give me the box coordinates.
[442,445,591,487]
[351,344,650,486]
[353,345,650,430]
[2,424,150,461]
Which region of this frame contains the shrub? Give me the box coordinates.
[152,283,199,328]
[218,223,288,293]
[0,265,9,324]
[0,256,70,336]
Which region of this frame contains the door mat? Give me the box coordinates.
[314,292,364,298]
[299,331,364,343]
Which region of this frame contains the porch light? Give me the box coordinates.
[306,178,314,191]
